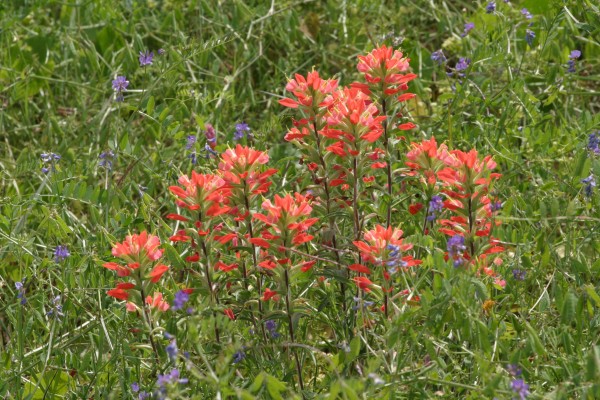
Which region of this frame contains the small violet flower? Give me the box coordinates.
[166,338,178,362]
[234,122,251,141]
[511,379,530,399]
[111,76,129,102]
[588,132,600,155]
[47,295,64,319]
[431,50,447,65]
[525,29,535,46]
[521,8,533,20]
[139,50,154,67]
[512,269,526,281]
[461,22,475,37]
[265,320,281,339]
[232,349,246,364]
[447,235,467,267]
[15,279,26,305]
[99,150,115,170]
[131,382,140,392]
[41,152,61,174]
[185,135,197,150]
[172,290,190,311]
[567,50,581,73]
[54,245,70,263]
[427,195,444,221]
[486,1,496,13]
[582,175,596,197]
[507,364,523,377]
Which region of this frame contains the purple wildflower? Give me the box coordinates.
[46,295,64,319]
[582,175,596,197]
[139,50,154,67]
[431,50,447,65]
[447,235,467,267]
[234,122,251,140]
[41,152,61,174]
[111,76,129,92]
[521,8,532,19]
[570,50,581,59]
[525,29,535,46]
[265,320,280,339]
[507,364,522,377]
[385,243,407,273]
[186,135,197,150]
[512,269,526,281]
[131,382,140,392]
[232,349,246,364]
[166,338,178,362]
[15,280,26,305]
[352,296,374,311]
[427,195,444,221]
[172,290,190,311]
[455,58,471,72]
[54,245,70,263]
[588,132,600,155]
[205,123,217,148]
[158,48,166,55]
[486,1,496,13]
[567,50,581,73]
[99,150,115,170]
[461,22,475,37]
[157,369,188,386]
[511,379,529,399]
[138,392,150,400]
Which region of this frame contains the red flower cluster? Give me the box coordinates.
[104,231,169,309]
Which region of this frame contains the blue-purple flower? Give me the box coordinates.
[588,132,600,155]
[47,295,64,319]
[507,364,522,377]
[512,269,526,281]
[567,50,581,73]
[54,245,70,263]
[15,279,26,305]
[447,235,467,267]
[486,1,496,13]
[521,8,533,20]
[99,150,115,170]
[511,379,529,399]
[166,338,178,362]
[139,50,154,67]
[234,122,251,140]
[41,152,61,174]
[232,349,246,364]
[461,22,475,37]
[525,29,535,46]
[427,195,444,221]
[265,320,281,339]
[431,50,447,65]
[582,175,596,197]
[172,290,190,311]
[455,58,471,72]
[111,76,129,102]
[186,135,197,150]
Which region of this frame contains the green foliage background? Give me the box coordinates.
[1,0,599,398]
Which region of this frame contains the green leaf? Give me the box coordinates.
[146,95,155,116]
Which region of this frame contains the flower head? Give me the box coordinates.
[511,379,529,399]
[46,295,64,319]
[146,292,170,311]
[431,50,447,65]
[205,123,217,148]
[139,50,154,66]
[53,245,70,263]
[525,29,535,46]
[234,122,251,141]
[582,175,596,197]
[172,290,190,311]
[512,269,526,281]
[15,279,26,305]
[356,45,416,97]
[461,22,475,37]
[588,132,600,155]
[486,1,496,13]
[279,70,339,110]
[218,145,277,199]
[570,50,581,59]
[447,235,467,267]
[99,150,115,170]
[169,171,230,216]
[111,231,163,264]
[112,76,129,92]
[521,8,533,19]
[353,225,420,270]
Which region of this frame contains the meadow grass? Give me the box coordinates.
[1,0,600,399]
